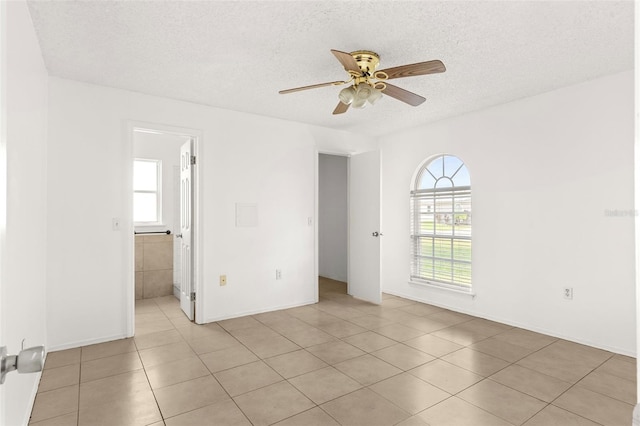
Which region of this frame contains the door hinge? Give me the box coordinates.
[190,155,196,165]
[190,292,196,302]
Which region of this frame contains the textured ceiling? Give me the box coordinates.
[27,1,634,137]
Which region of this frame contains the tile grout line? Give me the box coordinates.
[430,335,558,425]
[464,340,616,426]
[38,285,635,426]
[209,294,407,424]
[542,353,623,426]
[137,298,168,424]
[190,287,631,425]
[177,306,280,425]
[224,290,576,425]
[372,312,559,426]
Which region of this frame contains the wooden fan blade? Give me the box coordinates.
[279,81,344,94]
[378,60,446,80]
[333,101,350,115]
[381,83,426,106]
[331,49,361,74]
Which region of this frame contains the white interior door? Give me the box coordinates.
[179,140,194,320]
[348,150,382,304]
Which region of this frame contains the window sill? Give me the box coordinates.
[408,279,476,298]
[134,224,170,235]
[134,223,165,227]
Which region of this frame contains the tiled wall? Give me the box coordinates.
[135,234,173,299]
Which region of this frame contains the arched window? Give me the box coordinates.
[410,155,471,290]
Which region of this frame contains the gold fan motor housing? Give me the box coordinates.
[350,50,380,75]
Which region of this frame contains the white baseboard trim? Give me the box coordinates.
[203,299,317,324]
[319,274,348,283]
[49,300,319,350]
[382,288,636,357]
[47,332,130,352]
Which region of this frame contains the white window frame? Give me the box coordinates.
[410,155,472,292]
[133,158,162,226]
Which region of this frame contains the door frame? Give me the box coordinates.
[124,121,203,336]
[316,150,352,299]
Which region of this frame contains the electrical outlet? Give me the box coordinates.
[220,275,227,286]
[276,269,282,280]
[563,287,573,300]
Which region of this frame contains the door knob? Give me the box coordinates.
[372,232,383,237]
[1,345,45,384]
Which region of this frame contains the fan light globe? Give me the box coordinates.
[352,97,367,109]
[355,84,373,101]
[338,87,355,105]
[368,88,383,105]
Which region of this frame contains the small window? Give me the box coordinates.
[134,159,161,224]
[410,155,471,290]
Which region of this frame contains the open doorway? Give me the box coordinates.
[318,153,348,297]
[131,126,199,323]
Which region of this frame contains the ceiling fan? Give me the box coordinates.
[279,49,446,115]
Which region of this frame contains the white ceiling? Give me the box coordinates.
[27,1,634,137]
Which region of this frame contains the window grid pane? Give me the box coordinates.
[411,155,471,289]
[134,159,161,223]
[134,160,158,191]
[134,193,158,222]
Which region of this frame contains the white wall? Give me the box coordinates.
[380,71,635,355]
[0,1,49,424]
[46,77,375,349]
[318,154,348,282]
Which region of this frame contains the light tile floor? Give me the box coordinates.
[30,278,636,425]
